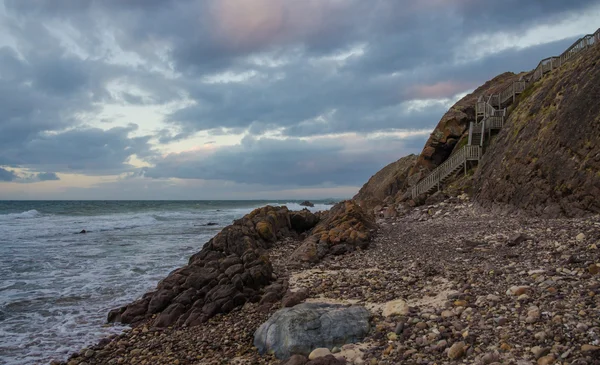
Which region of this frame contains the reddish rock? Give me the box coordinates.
[292,201,376,263]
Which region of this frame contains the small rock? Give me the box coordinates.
[581,344,600,352]
[531,346,550,359]
[386,332,397,341]
[576,233,586,241]
[447,342,466,360]
[382,299,409,317]
[309,348,332,360]
[537,355,555,365]
[506,286,530,296]
[589,264,599,275]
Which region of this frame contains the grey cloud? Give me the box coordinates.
[36,172,60,181]
[0,168,60,183]
[0,168,18,182]
[1,125,154,175]
[144,134,422,186]
[1,0,598,195]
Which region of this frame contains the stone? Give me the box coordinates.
[537,355,555,365]
[506,286,530,296]
[581,344,600,352]
[254,303,371,359]
[300,201,315,207]
[382,299,409,317]
[282,289,309,308]
[531,346,550,359]
[447,341,466,360]
[576,233,586,241]
[386,332,397,341]
[308,348,331,360]
[507,233,530,247]
[588,264,600,275]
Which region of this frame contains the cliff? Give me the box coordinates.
[473,43,600,217]
[408,72,523,182]
[353,154,417,210]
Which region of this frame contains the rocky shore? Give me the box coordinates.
[55,196,600,365]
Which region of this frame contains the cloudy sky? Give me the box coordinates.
[0,0,599,200]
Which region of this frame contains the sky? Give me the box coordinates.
[0,0,599,200]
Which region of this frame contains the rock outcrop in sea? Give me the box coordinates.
[107,206,316,328]
[107,202,375,329]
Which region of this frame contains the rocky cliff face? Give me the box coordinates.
[408,72,522,183]
[353,154,417,210]
[473,44,600,217]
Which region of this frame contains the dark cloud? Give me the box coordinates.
[144,134,424,186]
[1,0,598,194]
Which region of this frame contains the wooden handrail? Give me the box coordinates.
[411,27,600,200]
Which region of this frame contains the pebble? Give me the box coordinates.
[447,342,466,360]
[308,348,331,360]
[537,355,555,365]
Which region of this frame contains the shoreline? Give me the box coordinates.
[56,198,600,364]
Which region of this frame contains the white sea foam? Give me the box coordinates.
[0,209,42,220]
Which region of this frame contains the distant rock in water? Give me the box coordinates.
[299,201,314,207]
[254,302,371,360]
[79,230,86,234]
[107,206,321,328]
[204,222,218,226]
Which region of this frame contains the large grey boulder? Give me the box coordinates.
[254,303,371,360]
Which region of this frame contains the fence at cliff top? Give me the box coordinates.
[410,27,600,201]
[529,28,600,84]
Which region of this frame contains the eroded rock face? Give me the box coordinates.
[108,206,319,328]
[254,303,371,360]
[353,154,418,211]
[292,201,376,263]
[409,72,523,184]
[474,45,600,217]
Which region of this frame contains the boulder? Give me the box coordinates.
[292,201,376,263]
[254,303,371,360]
[300,201,315,207]
[290,209,320,233]
[282,289,308,308]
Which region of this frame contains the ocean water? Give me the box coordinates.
[0,200,334,365]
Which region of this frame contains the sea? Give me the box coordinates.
[0,200,334,365]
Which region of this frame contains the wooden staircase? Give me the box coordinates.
[411,27,600,200]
